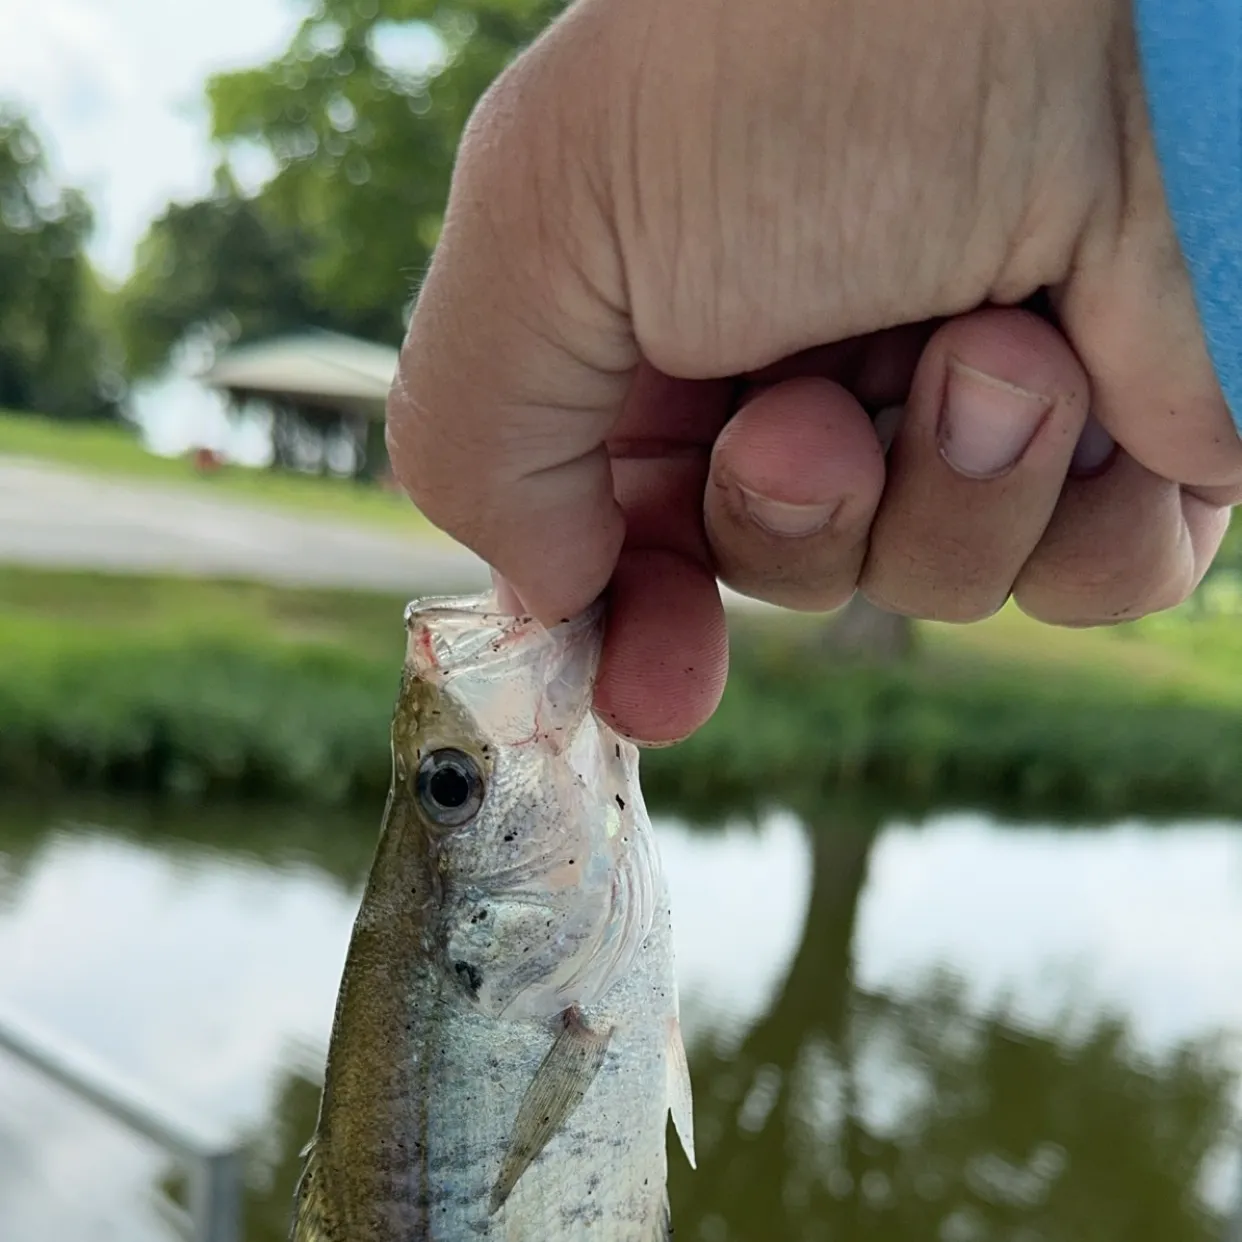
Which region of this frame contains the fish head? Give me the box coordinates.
[393,594,660,1021]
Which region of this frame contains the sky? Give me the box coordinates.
[0,0,301,281]
[0,0,438,457]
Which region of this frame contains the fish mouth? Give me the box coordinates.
[404,593,603,675]
[404,593,606,746]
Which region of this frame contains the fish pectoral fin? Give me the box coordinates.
[488,1007,613,1215]
[290,1136,332,1242]
[667,1017,696,1170]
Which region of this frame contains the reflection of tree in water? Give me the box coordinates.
[668,799,1235,1242]
[240,1068,326,1242]
[156,1058,323,1242]
[0,793,378,903]
[158,799,1236,1241]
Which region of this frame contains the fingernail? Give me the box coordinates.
[738,487,837,537]
[1069,415,1116,477]
[938,362,1053,479]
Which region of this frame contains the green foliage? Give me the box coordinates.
[122,0,565,375]
[650,632,1242,823]
[0,105,122,418]
[208,0,562,320]
[119,173,353,379]
[0,623,394,803]
[3,569,1242,819]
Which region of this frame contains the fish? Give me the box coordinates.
[291,593,695,1241]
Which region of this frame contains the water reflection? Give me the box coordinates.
[0,795,1238,1240]
[672,804,1234,1241]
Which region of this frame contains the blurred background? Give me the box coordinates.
[2,2,1242,1240]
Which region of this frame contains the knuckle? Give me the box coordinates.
[1014,540,1195,624]
[860,524,1019,623]
[860,574,1007,624]
[720,572,856,614]
[706,510,865,612]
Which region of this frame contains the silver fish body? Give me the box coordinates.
[292,596,694,1241]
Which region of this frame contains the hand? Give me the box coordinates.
[387,0,1242,743]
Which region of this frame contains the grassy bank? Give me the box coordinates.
[1,567,1239,819]
[0,410,440,534]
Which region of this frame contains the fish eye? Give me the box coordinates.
[415,748,484,827]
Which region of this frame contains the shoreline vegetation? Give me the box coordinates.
[2,567,1241,822]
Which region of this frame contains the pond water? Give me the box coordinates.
[1,794,1240,1241]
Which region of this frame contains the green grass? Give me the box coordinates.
[662,610,1242,822]
[2,567,1241,819]
[922,602,1242,704]
[0,409,442,534]
[0,566,412,652]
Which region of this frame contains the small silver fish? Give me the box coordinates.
[292,594,695,1241]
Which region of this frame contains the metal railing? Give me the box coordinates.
[1231,1150,1242,1242]
[0,1004,244,1242]
[2,1001,1240,1242]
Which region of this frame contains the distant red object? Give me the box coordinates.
[191,447,223,473]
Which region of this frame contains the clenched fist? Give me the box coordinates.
[388,0,1242,742]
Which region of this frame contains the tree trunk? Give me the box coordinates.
[668,802,884,1237]
[822,592,915,662]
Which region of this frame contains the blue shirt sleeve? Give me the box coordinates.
[1134,0,1242,430]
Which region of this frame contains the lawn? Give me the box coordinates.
[0,565,413,655]
[923,600,1242,705]
[0,410,442,535]
[3,565,1240,818]
[2,564,1236,699]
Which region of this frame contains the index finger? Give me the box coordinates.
[386,20,636,625]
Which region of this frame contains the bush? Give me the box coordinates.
[2,611,1240,821]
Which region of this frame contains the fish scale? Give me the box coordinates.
[291,596,694,1241]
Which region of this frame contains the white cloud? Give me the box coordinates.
[856,812,1242,1055]
[0,0,301,280]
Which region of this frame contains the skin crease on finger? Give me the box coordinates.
[387,0,1242,743]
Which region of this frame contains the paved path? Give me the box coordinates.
[0,456,491,593]
[0,456,769,609]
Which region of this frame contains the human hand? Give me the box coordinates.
[387,0,1242,743]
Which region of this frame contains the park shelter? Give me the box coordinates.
[202,329,400,479]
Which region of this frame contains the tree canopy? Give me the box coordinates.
[120,170,352,379]
[0,106,121,419]
[121,0,565,378]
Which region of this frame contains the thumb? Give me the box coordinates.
[386,14,636,624]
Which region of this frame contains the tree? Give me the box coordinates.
[122,0,565,379]
[823,593,916,663]
[0,106,122,419]
[119,170,353,381]
[668,800,1234,1242]
[207,0,564,333]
